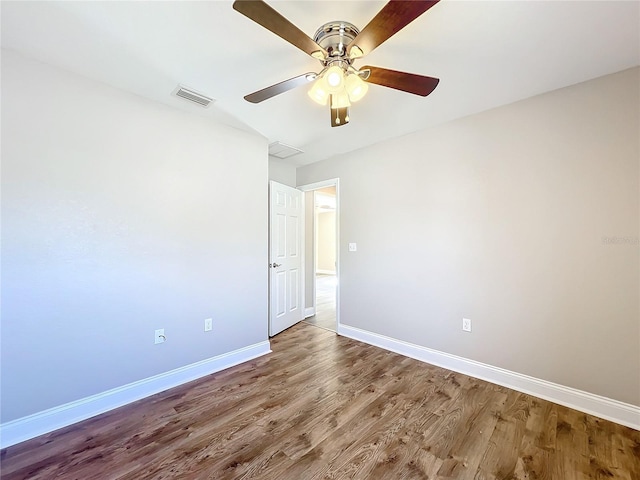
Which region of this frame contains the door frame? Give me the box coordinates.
[298,178,340,330]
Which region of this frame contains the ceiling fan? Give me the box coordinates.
[232,0,441,127]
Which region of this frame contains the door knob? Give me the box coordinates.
[270,263,282,268]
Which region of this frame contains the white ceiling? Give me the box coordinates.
[2,1,639,166]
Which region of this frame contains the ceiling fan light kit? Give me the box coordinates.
[233,0,441,127]
[331,91,351,109]
[344,74,368,102]
[307,79,330,106]
[307,63,369,109]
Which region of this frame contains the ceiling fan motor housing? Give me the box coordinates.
[313,21,360,63]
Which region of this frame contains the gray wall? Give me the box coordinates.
[297,67,640,406]
[1,51,269,422]
[268,157,297,187]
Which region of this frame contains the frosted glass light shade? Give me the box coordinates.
[324,65,345,93]
[345,74,368,102]
[308,79,329,105]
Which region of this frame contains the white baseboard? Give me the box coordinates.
[316,269,336,275]
[304,307,316,318]
[0,341,272,449]
[337,324,640,430]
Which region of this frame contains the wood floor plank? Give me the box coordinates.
[514,397,556,480]
[434,383,506,479]
[551,407,592,480]
[473,390,531,478]
[1,322,638,480]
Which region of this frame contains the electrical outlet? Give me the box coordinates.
[462,318,472,332]
[155,328,166,344]
[349,243,357,252]
[204,318,213,332]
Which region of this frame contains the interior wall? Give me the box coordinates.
[297,67,640,406]
[1,51,269,422]
[316,211,336,274]
[268,157,297,187]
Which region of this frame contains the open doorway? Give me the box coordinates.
[299,180,339,332]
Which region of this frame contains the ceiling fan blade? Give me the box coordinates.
[348,1,440,58]
[361,66,439,96]
[233,1,327,59]
[244,73,315,103]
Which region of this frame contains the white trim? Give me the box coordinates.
[305,307,316,318]
[335,180,340,329]
[300,187,306,325]
[337,324,640,430]
[298,179,339,192]
[0,341,272,448]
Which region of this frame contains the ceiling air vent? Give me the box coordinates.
[172,85,214,107]
[269,141,303,159]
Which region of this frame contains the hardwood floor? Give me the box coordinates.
[1,323,638,479]
[303,274,336,331]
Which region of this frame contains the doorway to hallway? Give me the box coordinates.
[299,179,339,333]
[304,274,336,331]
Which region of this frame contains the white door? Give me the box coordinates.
[269,181,304,336]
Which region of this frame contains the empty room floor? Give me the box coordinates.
[303,274,336,331]
[1,323,638,479]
